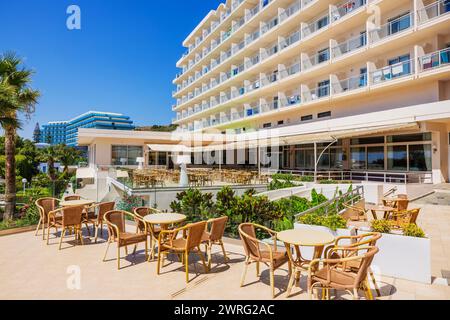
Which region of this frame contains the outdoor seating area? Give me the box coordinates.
[1,193,450,300]
[342,194,421,231]
[29,193,395,300]
[129,168,270,188]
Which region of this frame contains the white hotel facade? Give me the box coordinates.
[78,0,450,184]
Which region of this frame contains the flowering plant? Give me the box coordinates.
[117,194,143,212]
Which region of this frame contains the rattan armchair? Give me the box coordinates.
[157,221,208,283]
[201,216,229,269]
[239,223,290,298]
[84,202,116,243]
[103,210,149,270]
[47,205,85,249]
[308,246,379,300]
[325,232,382,296]
[35,198,60,240]
[133,207,162,260]
[390,208,420,229]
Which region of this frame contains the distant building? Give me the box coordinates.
[40,121,68,145]
[39,111,135,146]
[33,123,41,143]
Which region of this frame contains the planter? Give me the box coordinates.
[294,223,431,284]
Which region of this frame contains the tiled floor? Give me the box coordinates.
[0,203,449,300]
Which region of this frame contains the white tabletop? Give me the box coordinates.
[277,229,335,247]
[143,213,187,225]
[60,199,94,207]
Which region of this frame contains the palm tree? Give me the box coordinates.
[57,144,83,175]
[0,52,40,220]
[38,145,59,181]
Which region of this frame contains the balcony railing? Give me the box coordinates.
[371,59,413,85]
[332,73,367,94]
[331,0,367,22]
[302,15,329,38]
[370,13,413,43]
[303,49,330,71]
[419,47,450,71]
[332,33,367,58]
[303,84,330,103]
[418,0,450,24]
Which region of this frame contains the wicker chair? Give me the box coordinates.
[47,205,85,249]
[239,223,290,298]
[64,195,82,201]
[308,246,379,300]
[133,207,162,260]
[157,221,208,283]
[325,232,382,297]
[35,198,60,240]
[201,216,229,269]
[390,208,421,229]
[103,210,149,270]
[84,202,116,243]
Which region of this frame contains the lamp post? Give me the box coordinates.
[21,178,28,194]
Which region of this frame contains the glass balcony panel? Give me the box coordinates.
[371,59,413,84]
[419,47,450,71]
[418,0,450,23]
[332,33,367,58]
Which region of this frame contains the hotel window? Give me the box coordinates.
[263,123,272,128]
[388,12,411,35]
[317,48,330,63]
[301,115,313,122]
[318,111,331,118]
[317,80,330,97]
[351,147,367,170]
[112,145,143,166]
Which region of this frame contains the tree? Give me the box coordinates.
[37,145,59,181]
[0,52,40,220]
[57,144,82,174]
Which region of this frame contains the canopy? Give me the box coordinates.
[147,144,192,153]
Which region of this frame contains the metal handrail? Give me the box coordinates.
[294,185,365,220]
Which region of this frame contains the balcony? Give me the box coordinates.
[331,0,367,22]
[302,14,329,39]
[370,59,413,85]
[331,33,367,59]
[331,73,368,95]
[303,84,330,103]
[370,13,413,44]
[418,47,450,72]
[302,49,330,71]
[418,0,450,24]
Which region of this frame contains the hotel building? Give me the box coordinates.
[78,0,450,184]
[40,111,135,146]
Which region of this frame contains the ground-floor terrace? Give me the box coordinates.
[0,201,449,300]
[77,100,450,185]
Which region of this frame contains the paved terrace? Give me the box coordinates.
[0,203,449,300]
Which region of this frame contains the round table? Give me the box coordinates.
[277,229,335,297]
[143,213,187,225]
[60,199,95,207]
[365,204,395,220]
[143,213,187,261]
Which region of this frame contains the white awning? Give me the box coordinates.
[147,144,192,153]
[192,122,419,151]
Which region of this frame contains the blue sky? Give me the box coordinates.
[0,0,223,138]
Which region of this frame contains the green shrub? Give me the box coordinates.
[371,219,392,234]
[402,224,426,238]
[297,212,347,231]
